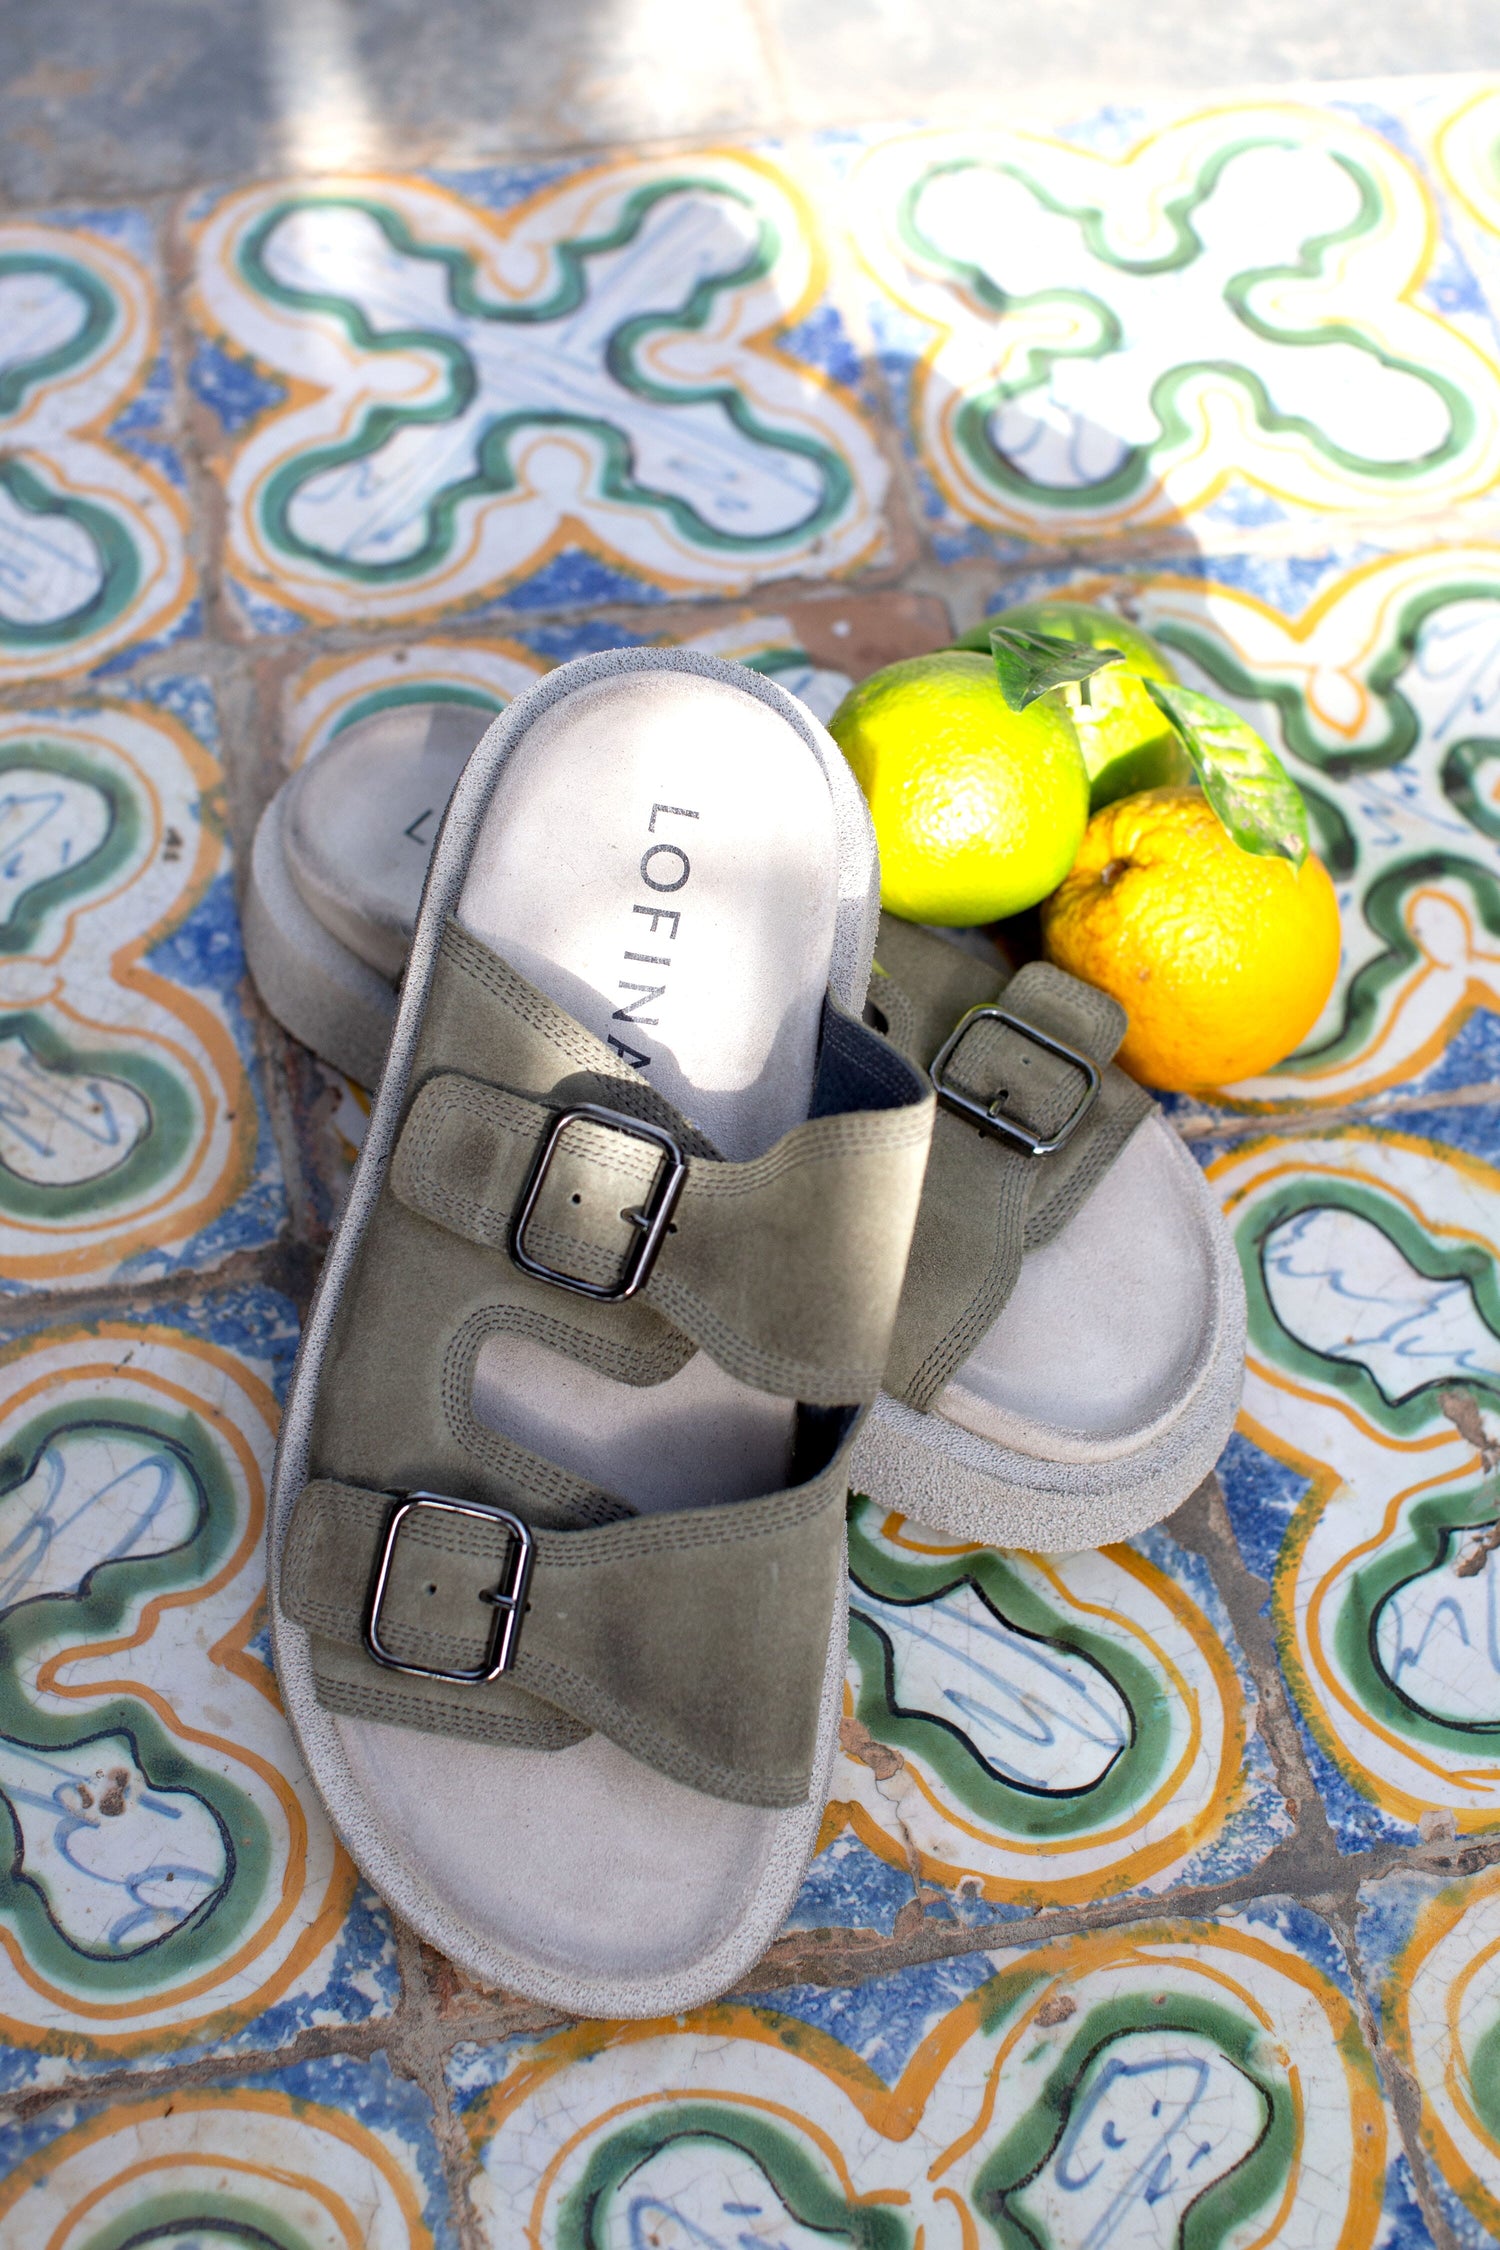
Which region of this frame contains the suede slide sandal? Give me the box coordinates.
[852,913,1246,1552]
[244,701,492,1087]
[267,648,934,2016]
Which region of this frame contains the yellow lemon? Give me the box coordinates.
[1040,786,1342,1091]
[956,600,1193,810]
[828,651,1088,925]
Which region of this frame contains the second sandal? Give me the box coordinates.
[852,913,1246,1550]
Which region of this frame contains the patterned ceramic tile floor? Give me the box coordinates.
[3,46,1500,2250]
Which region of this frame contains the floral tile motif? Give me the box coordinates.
[1358,1860,1500,2250]
[0,682,285,1291]
[0,2050,455,2248]
[1210,1119,1500,1849]
[0,209,195,683]
[450,1896,1429,2249]
[843,103,1500,558]
[802,1502,1288,1928]
[186,153,893,633]
[0,1292,400,2085]
[976,542,1500,1115]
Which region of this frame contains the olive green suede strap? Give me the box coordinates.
[391,1070,932,1405]
[293,920,932,1789]
[873,915,1153,1411]
[281,1456,847,1806]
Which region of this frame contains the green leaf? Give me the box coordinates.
[1143,680,1309,867]
[987,624,1126,713]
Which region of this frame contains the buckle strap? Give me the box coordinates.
[872,917,1153,1411]
[512,1102,688,1303]
[365,1492,534,1681]
[930,1005,1101,1156]
[304,926,929,1616]
[281,1468,847,1807]
[391,1058,933,1406]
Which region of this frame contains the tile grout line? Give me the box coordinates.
[1318,1876,1466,2250]
[16,488,1500,718]
[154,184,234,657]
[384,1922,490,2250]
[1172,1080,1500,1144]
[6,1827,1496,2118]
[1173,1476,1470,2243]
[1168,1476,1342,1858]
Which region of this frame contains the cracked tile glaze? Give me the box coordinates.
[1360,1860,1500,2249]
[1214,1119,1500,1845]
[452,1898,1428,2248]
[814,1503,1288,1921]
[0,2050,452,2247]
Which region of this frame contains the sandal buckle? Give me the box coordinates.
[511,1102,688,1301]
[364,1492,534,1683]
[929,1005,1100,1157]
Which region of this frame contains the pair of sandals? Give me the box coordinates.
[255,650,1245,2019]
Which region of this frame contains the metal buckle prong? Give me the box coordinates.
[510,1102,687,1302]
[364,1491,534,1684]
[929,1004,1100,1157]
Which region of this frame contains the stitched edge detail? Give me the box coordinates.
[398,1075,929,1400]
[902,1114,1024,1410]
[513,1652,808,1807]
[438,1311,646,1525]
[530,1472,839,1564]
[884,942,1152,1411]
[437,924,720,1152]
[289,1467,843,1799]
[313,1669,588,1748]
[441,921,608,1073]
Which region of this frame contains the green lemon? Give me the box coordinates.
[828,651,1088,925]
[955,600,1192,811]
